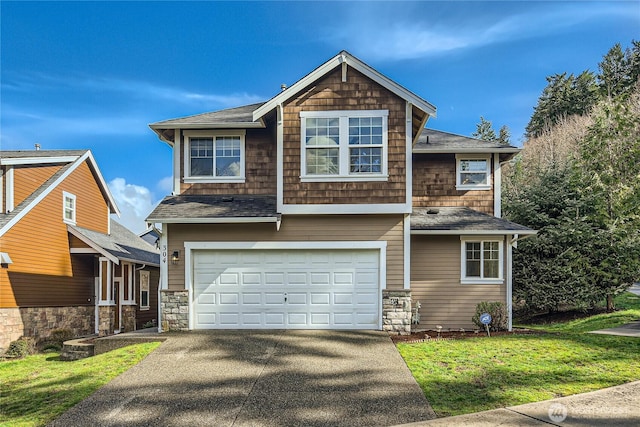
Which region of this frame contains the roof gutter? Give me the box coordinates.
[411,229,537,235]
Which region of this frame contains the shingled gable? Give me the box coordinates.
[252,50,437,121]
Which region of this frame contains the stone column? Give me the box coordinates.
[160,290,189,331]
[382,289,412,335]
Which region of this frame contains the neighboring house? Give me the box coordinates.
[0,150,160,352]
[147,51,535,335]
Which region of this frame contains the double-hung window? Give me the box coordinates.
[300,110,388,181]
[139,270,150,310]
[456,154,491,190]
[184,130,245,182]
[63,191,76,224]
[461,237,503,284]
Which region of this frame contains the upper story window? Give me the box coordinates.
[456,154,491,190]
[63,191,76,224]
[460,237,503,284]
[300,110,388,182]
[183,130,245,183]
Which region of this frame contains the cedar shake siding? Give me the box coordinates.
[0,160,109,307]
[410,235,506,330]
[282,67,407,205]
[166,215,405,291]
[412,153,494,215]
[180,127,277,195]
[13,164,64,207]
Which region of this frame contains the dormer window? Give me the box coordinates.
[183,130,245,183]
[456,154,491,190]
[63,192,76,224]
[300,110,388,182]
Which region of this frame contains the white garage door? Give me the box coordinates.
[191,249,380,329]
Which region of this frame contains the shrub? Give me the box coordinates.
[5,337,37,358]
[472,301,508,331]
[38,328,75,352]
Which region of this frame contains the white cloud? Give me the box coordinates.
[156,176,174,195]
[108,177,157,234]
[331,2,636,61]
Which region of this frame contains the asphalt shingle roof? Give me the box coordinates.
[69,221,160,265]
[150,102,266,127]
[414,129,520,154]
[411,207,535,233]
[0,150,87,159]
[147,194,278,222]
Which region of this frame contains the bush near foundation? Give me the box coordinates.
[472,301,508,331]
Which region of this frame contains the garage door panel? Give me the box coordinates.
[287,293,307,304]
[192,249,380,329]
[265,272,285,285]
[242,293,261,304]
[219,293,239,305]
[310,273,330,285]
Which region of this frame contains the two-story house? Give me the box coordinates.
[147,51,534,334]
[0,150,160,352]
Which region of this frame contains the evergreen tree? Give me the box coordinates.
[525,71,598,137]
[598,41,640,100]
[472,116,511,144]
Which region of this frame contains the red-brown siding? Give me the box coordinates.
[412,154,494,214]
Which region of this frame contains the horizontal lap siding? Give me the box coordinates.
[1,160,109,307]
[411,235,506,330]
[180,128,277,195]
[413,154,494,215]
[283,67,406,205]
[167,215,404,291]
[136,267,159,329]
[13,164,63,207]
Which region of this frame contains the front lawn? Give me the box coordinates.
[0,342,161,427]
[398,292,640,417]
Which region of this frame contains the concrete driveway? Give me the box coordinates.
[48,330,436,426]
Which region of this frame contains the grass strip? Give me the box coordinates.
[0,342,161,427]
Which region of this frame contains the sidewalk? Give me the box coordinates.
[398,380,640,426]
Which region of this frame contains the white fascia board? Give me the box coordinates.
[184,240,387,251]
[84,151,121,217]
[0,156,80,166]
[70,248,100,254]
[413,147,521,154]
[253,51,437,121]
[411,229,537,235]
[67,225,120,264]
[281,203,411,214]
[118,257,160,268]
[145,217,280,224]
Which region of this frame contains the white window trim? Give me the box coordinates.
[98,258,114,306]
[121,263,136,305]
[63,191,76,225]
[300,110,389,182]
[139,270,150,310]
[183,129,246,183]
[460,236,504,285]
[456,154,492,191]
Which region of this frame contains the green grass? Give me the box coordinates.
[0,342,161,427]
[398,292,640,417]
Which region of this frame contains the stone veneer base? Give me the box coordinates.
[0,306,94,353]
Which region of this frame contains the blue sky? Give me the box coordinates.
[1,1,638,233]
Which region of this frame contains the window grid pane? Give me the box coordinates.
[305,117,339,146]
[483,242,500,278]
[190,138,214,176]
[215,136,241,177]
[465,242,481,277]
[306,148,339,175]
[460,160,488,185]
